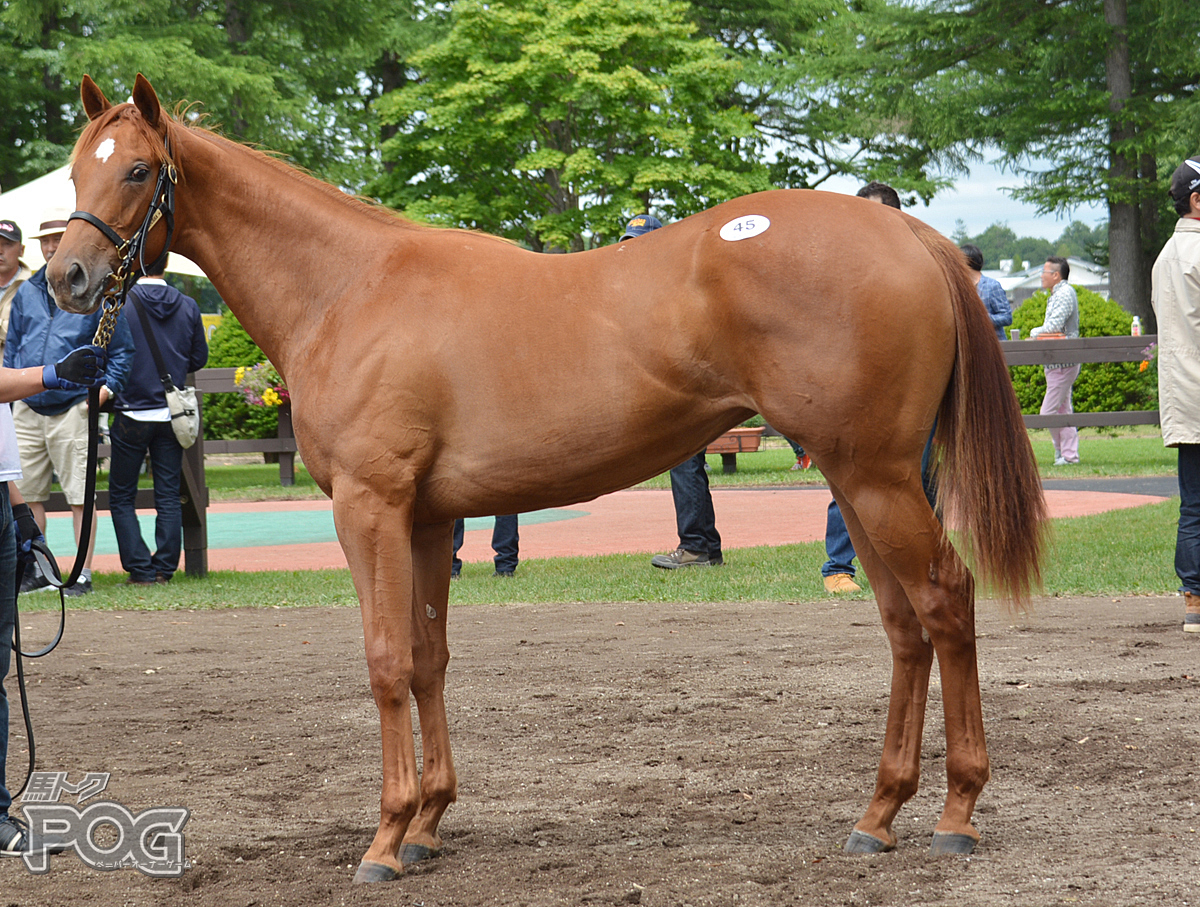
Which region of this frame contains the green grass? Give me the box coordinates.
[1025,428,1176,476]
[21,497,1179,615]
[28,427,1172,613]
[88,428,1175,502]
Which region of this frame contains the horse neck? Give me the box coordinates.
[167,127,360,371]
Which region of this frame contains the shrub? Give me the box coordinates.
[1008,287,1155,415]
[203,312,280,440]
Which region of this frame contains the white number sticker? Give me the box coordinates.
[719,215,771,242]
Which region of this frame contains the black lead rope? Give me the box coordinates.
[9,136,176,799]
[9,365,107,798]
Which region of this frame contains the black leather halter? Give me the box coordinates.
[69,135,178,308]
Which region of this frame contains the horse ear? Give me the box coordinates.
[80,75,111,121]
[131,73,163,132]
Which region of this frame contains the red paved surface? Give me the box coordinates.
[86,486,1169,573]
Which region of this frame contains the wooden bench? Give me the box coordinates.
[705,426,765,474]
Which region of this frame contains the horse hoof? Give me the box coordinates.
[844,830,893,853]
[400,842,438,865]
[930,831,978,855]
[353,860,400,884]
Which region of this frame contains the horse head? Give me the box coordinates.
[47,74,175,315]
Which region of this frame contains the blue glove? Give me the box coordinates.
[12,502,43,563]
[43,345,108,390]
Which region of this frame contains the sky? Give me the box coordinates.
[819,160,1108,243]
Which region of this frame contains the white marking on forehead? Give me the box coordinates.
[95,137,116,164]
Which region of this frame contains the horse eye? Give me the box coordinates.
[130,166,151,183]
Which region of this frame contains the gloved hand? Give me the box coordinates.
[12,502,43,563]
[42,345,108,390]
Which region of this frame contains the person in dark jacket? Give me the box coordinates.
[3,210,135,596]
[108,260,208,584]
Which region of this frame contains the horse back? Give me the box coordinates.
[298,190,957,519]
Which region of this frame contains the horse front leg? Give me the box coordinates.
[332,487,421,884]
[832,485,935,854]
[400,520,458,865]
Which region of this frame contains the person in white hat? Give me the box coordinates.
[4,207,135,596]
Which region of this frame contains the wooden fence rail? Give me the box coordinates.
[42,336,1158,578]
[1002,334,1158,428]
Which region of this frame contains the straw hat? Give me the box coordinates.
[29,206,72,239]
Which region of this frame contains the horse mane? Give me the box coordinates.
[74,101,513,245]
[175,123,423,234]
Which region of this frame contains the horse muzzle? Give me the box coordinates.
[46,253,110,315]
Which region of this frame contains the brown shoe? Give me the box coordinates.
[651,548,720,569]
[1185,591,1200,634]
[823,573,861,594]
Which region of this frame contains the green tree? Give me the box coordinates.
[687,0,955,203]
[836,0,1200,329]
[0,0,440,192]
[1054,220,1110,264]
[958,220,1107,271]
[374,0,771,251]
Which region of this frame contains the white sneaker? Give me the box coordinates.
[1054,457,1067,466]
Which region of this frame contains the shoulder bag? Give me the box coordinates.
[128,294,200,448]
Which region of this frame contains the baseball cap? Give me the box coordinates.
[619,214,663,241]
[1169,158,1200,214]
[0,219,20,244]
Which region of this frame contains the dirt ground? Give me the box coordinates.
[2,594,1198,906]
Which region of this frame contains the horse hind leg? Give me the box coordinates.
[830,484,934,854]
[833,481,987,855]
[400,520,458,866]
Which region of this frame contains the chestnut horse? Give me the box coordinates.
[49,75,1044,882]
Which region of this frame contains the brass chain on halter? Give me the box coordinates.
[82,152,178,349]
[90,205,168,348]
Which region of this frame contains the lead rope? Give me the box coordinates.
[9,140,176,799]
[9,291,124,797]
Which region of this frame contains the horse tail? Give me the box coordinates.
[907,216,1046,606]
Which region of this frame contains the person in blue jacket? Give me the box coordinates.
[3,211,134,596]
[108,261,208,584]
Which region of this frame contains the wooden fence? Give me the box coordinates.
[1001,334,1158,428]
[43,336,1158,578]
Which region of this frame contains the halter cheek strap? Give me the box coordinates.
[69,210,130,254]
[68,136,177,347]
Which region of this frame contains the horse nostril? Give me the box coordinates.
[68,261,89,298]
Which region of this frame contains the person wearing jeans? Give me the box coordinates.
[613,214,725,570]
[108,265,208,585]
[452,515,519,577]
[652,450,723,569]
[108,415,188,583]
[1151,155,1200,632]
[821,501,857,589]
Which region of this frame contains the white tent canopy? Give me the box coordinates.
[0,164,207,278]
